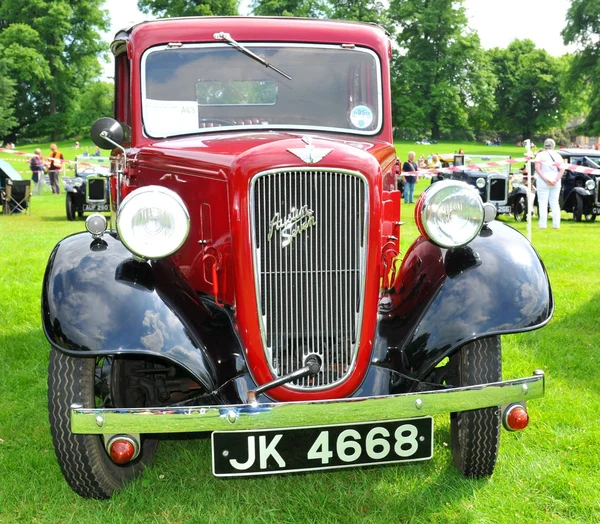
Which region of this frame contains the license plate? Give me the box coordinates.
[593,207,600,215]
[496,205,511,213]
[83,204,109,211]
[212,417,433,477]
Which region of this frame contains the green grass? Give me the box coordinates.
[1,148,600,523]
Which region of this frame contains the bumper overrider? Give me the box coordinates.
[72,372,544,434]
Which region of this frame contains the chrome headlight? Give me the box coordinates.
[415,180,484,248]
[585,179,595,191]
[117,186,190,260]
[475,177,486,189]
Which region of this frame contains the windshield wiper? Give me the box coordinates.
[213,32,292,80]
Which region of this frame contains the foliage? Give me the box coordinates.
[388,0,495,140]
[137,0,239,17]
[0,1,110,141]
[562,0,600,136]
[487,40,572,139]
[69,81,114,137]
[0,54,18,138]
[250,0,329,18]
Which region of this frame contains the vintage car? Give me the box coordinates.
[63,156,111,220]
[432,167,514,215]
[556,148,600,222]
[43,17,553,499]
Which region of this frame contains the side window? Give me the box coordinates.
[114,53,131,127]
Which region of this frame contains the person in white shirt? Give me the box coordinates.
[535,138,565,229]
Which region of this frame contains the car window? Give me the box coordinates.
[141,44,382,138]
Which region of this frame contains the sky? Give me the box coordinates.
[100,0,576,78]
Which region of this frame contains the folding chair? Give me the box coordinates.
[3,179,31,214]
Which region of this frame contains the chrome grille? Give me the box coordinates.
[87,177,106,202]
[250,169,368,389]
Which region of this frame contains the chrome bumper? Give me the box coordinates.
[71,372,544,435]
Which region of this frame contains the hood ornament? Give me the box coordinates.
[287,136,332,164]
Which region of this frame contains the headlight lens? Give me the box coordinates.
[117,186,190,260]
[476,177,486,189]
[585,179,595,191]
[415,180,484,248]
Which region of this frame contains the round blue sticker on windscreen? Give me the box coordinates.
[349,105,374,129]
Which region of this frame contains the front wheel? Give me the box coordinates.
[48,350,157,499]
[513,195,527,222]
[65,194,75,221]
[449,337,501,477]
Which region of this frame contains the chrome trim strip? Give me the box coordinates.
[71,373,544,434]
[249,168,369,390]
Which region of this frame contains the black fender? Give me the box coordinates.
[564,186,592,211]
[377,221,553,381]
[42,232,246,392]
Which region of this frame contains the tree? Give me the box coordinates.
[0,1,110,140]
[137,0,239,17]
[388,0,494,140]
[562,0,600,136]
[488,40,568,139]
[251,0,329,18]
[69,81,114,137]
[0,53,18,139]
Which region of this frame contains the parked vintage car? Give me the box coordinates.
[556,148,600,222]
[43,17,553,499]
[432,167,514,215]
[63,156,111,220]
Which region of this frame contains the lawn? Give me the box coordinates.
[1,144,600,523]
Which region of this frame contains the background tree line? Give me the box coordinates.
[0,0,598,144]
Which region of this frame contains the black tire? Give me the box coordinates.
[66,194,75,221]
[449,337,501,477]
[573,193,583,222]
[513,195,527,222]
[48,350,158,499]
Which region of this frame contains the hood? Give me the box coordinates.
[135,131,390,180]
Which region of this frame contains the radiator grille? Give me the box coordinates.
[250,169,368,389]
[488,178,508,203]
[88,178,106,202]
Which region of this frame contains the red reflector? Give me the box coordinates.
[109,439,136,464]
[504,404,529,431]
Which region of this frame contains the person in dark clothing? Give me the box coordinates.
[48,143,64,194]
[402,151,419,204]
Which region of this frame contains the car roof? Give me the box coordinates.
[557,148,600,157]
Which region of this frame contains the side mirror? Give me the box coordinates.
[91,118,124,150]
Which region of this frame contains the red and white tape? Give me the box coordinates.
[407,156,600,177]
[0,147,110,171]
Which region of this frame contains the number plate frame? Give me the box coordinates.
[212,417,433,477]
[83,203,109,212]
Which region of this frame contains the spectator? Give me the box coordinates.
[74,141,80,149]
[402,151,419,204]
[429,154,442,170]
[48,143,64,194]
[535,138,565,229]
[93,146,101,157]
[81,147,90,157]
[30,148,45,195]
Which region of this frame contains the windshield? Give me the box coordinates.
[141,43,382,138]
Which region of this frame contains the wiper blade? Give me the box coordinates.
[213,31,292,80]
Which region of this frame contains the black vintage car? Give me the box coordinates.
[556,148,600,222]
[63,156,111,220]
[433,168,513,216]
